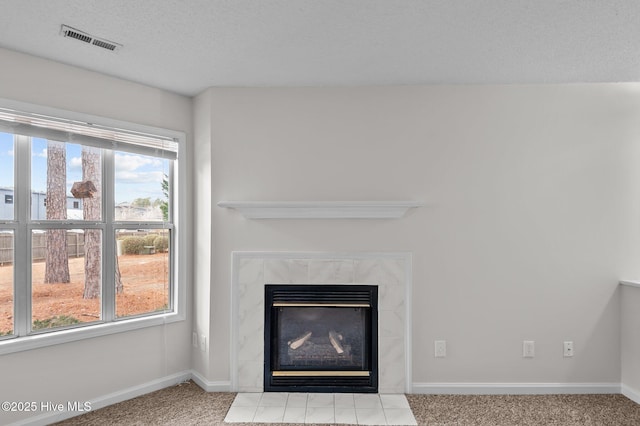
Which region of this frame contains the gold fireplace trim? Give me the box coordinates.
[272,302,370,308]
[272,371,370,377]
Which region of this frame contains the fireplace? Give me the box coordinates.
[264,284,378,393]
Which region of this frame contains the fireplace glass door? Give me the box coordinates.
[264,284,378,393]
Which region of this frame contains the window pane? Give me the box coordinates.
[0,230,13,336]
[31,229,101,331]
[116,229,170,318]
[31,139,101,221]
[115,152,169,221]
[0,132,14,221]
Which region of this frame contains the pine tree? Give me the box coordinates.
[82,146,122,298]
[44,140,70,284]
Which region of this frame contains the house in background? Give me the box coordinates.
[0,2,640,424]
[0,187,83,221]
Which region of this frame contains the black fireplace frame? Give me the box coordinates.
[264,284,378,393]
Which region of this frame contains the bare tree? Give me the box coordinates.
[44,140,70,284]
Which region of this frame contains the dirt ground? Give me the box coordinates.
[0,253,169,334]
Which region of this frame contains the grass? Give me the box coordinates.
[32,315,80,330]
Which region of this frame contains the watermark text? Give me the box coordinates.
[2,401,91,413]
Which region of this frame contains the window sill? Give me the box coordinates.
[0,311,184,355]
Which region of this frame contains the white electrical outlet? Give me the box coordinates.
[563,341,574,357]
[434,340,447,358]
[199,334,206,352]
[192,332,198,348]
[523,340,535,358]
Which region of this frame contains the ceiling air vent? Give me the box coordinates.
[60,25,122,52]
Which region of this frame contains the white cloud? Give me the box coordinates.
[69,157,82,170]
[115,170,164,185]
[115,153,163,172]
[34,148,47,158]
[7,149,13,157]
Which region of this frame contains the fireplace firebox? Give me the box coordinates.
[264,284,378,393]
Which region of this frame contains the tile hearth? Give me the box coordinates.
[223,392,417,425]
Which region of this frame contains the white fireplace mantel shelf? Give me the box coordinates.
[217,200,424,219]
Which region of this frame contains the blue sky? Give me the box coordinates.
[0,132,13,190]
[0,132,167,204]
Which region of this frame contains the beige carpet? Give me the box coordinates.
[53,380,640,426]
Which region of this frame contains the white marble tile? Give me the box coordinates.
[259,392,289,407]
[238,296,263,335]
[307,392,334,407]
[378,338,406,393]
[224,405,257,423]
[282,406,306,424]
[378,283,405,312]
[237,361,263,392]
[308,260,336,283]
[354,259,380,284]
[378,258,405,286]
[334,393,355,408]
[231,393,263,407]
[238,307,262,335]
[253,405,285,423]
[305,406,335,424]
[286,392,308,408]
[308,259,355,283]
[356,407,388,425]
[289,259,309,283]
[238,284,263,314]
[227,393,418,425]
[237,282,261,309]
[237,330,263,362]
[265,259,290,283]
[384,408,418,425]
[379,310,404,338]
[335,407,358,424]
[354,394,383,409]
[334,259,355,283]
[379,394,410,409]
[238,258,264,286]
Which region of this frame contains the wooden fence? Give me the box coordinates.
[0,233,12,266]
[0,230,166,265]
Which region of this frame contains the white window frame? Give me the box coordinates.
[0,98,186,355]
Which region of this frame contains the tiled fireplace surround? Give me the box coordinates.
[231,252,412,394]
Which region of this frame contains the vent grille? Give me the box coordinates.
[92,39,118,51]
[270,375,374,387]
[269,285,376,305]
[60,25,122,52]
[64,28,92,44]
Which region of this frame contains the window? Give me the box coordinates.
[0,106,182,349]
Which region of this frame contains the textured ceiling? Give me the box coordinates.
[1,0,640,96]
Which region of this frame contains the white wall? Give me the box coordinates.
[0,48,193,424]
[196,85,640,388]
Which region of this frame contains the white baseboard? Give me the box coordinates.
[412,382,621,395]
[622,384,640,404]
[10,371,193,426]
[9,369,232,426]
[190,369,232,392]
